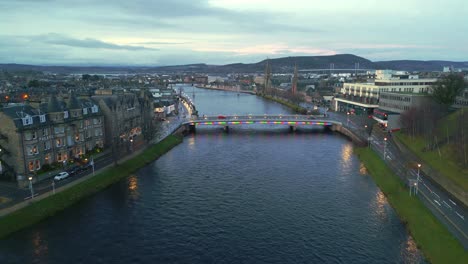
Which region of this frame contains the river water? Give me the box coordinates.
[0,86,425,263]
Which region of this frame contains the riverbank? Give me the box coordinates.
[195,85,256,94]
[260,94,307,114]
[355,147,467,264]
[0,135,183,238]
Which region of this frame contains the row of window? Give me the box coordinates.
[27,141,104,171]
[374,82,435,86]
[21,106,100,126]
[23,119,102,140]
[380,94,412,102]
[380,102,411,111]
[25,130,103,156]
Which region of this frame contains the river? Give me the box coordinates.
[0,86,425,263]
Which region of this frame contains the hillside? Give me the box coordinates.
[1,54,467,74]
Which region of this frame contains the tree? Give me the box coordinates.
[431,74,466,107]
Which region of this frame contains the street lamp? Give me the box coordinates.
[28,176,34,199]
[417,164,422,194]
[383,137,387,160]
[365,125,371,148]
[347,112,350,126]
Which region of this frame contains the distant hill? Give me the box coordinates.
[1,55,467,74]
[374,60,468,71]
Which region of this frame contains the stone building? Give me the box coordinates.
[91,91,155,156]
[0,93,104,183]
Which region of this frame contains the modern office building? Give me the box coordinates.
[333,70,437,115]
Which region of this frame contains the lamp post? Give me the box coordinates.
[365,124,370,148]
[347,112,350,126]
[416,163,421,194]
[52,180,55,195]
[383,137,387,160]
[28,176,34,199]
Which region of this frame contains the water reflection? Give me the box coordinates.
[32,231,48,259]
[401,235,421,263]
[127,175,139,200]
[359,163,368,175]
[340,144,353,171]
[374,190,388,220]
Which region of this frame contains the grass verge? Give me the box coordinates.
[355,147,467,264]
[394,132,468,191]
[0,135,183,238]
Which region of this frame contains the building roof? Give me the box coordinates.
[67,92,81,110]
[46,95,63,113]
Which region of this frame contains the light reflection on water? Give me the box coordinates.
[32,231,48,259]
[374,190,389,221]
[127,175,139,200]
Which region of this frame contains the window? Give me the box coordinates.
[22,116,33,126]
[54,126,65,134]
[24,131,36,141]
[64,111,69,119]
[44,141,51,150]
[43,128,49,137]
[83,108,88,115]
[93,118,98,125]
[28,161,34,171]
[94,128,103,137]
[45,153,51,164]
[85,119,91,126]
[91,105,99,113]
[57,152,63,162]
[35,160,41,170]
[56,138,63,147]
[39,114,46,123]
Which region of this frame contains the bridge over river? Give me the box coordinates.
[181,114,367,146]
[184,114,339,131]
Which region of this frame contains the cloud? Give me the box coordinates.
[193,44,335,56]
[30,33,158,51]
[133,41,191,45]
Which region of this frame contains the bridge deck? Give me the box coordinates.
[184,115,341,126]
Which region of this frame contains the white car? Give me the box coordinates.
[54,172,70,181]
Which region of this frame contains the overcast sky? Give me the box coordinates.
[0,0,467,66]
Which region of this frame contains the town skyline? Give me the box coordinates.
[1,0,467,66]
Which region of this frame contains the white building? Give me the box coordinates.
[333,70,437,114]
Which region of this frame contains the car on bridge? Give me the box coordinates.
[217,115,226,119]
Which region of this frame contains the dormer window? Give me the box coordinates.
[64,111,69,119]
[83,108,88,115]
[39,114,46,123]
[22,116,33,126]
[91,105,99,113]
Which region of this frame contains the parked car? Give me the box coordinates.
[67,166,81,175]
[54,172,70,181]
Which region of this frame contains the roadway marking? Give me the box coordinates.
[449,199,457,206]
[419,190,468,240]
[433,193,440,200]
[434,200,442,207]
[442,201,452,209]
[455,212,465,221]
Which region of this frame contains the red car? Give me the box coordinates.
[218,115,226,119]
